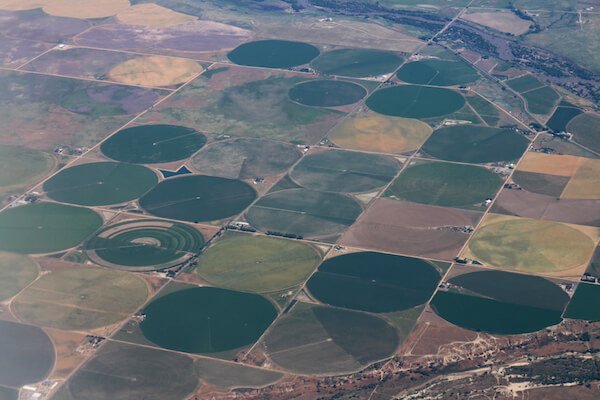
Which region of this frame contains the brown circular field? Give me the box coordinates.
[108,56,203,87]
[43,0,131,19]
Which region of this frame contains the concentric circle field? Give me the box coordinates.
[386,161,503,209]
[306,252,440,313]
[311,48,403,78]
[197,232,320,292]
[288,80,366,107]
[140,286,278,353]
[0,202,102,254]
[101,124,207,164]
[44,162,157,206]
[139,175,256,222]
[366,85,465,119]
[0,252,38,301]
[290,150,400,193]
[396,59,479,86]
[420,125,529,163]
[85,219,205,271]
[246,188,362,239]
[227,40,319,68]
[0,320,55,388]
[431,270,569,334]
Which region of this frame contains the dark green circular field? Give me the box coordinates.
[140,287,277,353]
[0,202,102,254]
[421,125,529,163]
[387,162,503,209]
[85,219,204,270]
[366,85,465,119]
[290,150,399,193]
[246,188,362,239]
[396,59,479,86]
[288,80,366,107]
[139,175,256,222]
[227,40,319,68]
[44,162,157,206]
[101,124,207,164]
[307,252,440,313]
[0,320,54,388]
[311,48,403,78]
[431,270,569,334]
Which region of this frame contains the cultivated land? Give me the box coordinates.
[108,56,204,87]
[567,113,600,153]
[228,40,320,69]
[396,59,479,86]
[0,252,38,301]
[311,48,403,78]
[564,283,600,322]
[194,358,283,390]
[288,80,367,107]
[506,74,560,116]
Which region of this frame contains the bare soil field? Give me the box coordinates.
[517,152,583,177]
[340,198,482,260]
[0,0,45,11]
[115,3,196,28]
[44,329,87,380]
[43,0,131,19]
[461,10,532,36]
[0,9,90,43]
[108,55,203,87]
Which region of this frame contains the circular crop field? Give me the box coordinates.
[191,138,301,180]
[396,59,478,86]
[0,320,54,388]
[44,162,157,206]
[140,286,277,353]
[290,150,400,193]
[468,217,596,274]
[0,145,55,196]
[13,266,149,331]
[366,85,465,119]
[431,270,569,334]
[288,80,366,107]
[101,124,207,164]
[0,252,38,301]
[227,40,320,68]
[307,252,440,313]
[387,162,503,209]
[311,48,403,78]
[0,202,102,254]
[85,219,205,271]
[421,125,529,163]
[197,233,320,293]
[246,188,362,239]
[567,112,600,154]
[139,175,256,222]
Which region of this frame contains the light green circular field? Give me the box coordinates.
[197,233,320,293]
[0,252,38,301]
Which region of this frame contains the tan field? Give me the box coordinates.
[517,152,583,177]
[43,0,131,19]
[116,3,196,28]
[108,55,204,87]
[0,0,45,10]
[461,10,532,36]
[329,111,433,154]
[561,158,600,199]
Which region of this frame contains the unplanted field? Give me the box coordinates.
[0,145,54,198]
[461,10,532,35]
[85,219,204,271]
[328,111,432,154]
[341,198,482,260]
[227,40,319,69]
[465,214,598,277]
[264,303,398,374]
[0,202,102,254]
[42,0,130,19]
[396,59,478,86]
[13,266,149,331]
[564,283,600,322]
[288,80,366,107]
[107,56,203,87]
[115,3,197,28]
[194,358,283,390]
[0,252,38,301]
[311,48,403,78]
[306,251,440,313]
[197,232,320,293]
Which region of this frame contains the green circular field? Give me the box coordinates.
[0,320,54,388]
[311,48,403,78]
[432,270,569,334]
[139,175,256,222]
[246,188,362,239]
[191,138,301,180]
[44,162,157,206]
[307,252,440,313]
[290,150,399,193]
[0,145,54,196]
[288,80,366,107]
[101,124,207,164]
[387,162,503,209]
[0,252,38,301]
[468,217,596,274]
[85,219,205,271]
[366,85,465,119]
[227,40,320,68]
[396,59,479,86]
[197,233,320,293]
[0,202,102,254]
[421,125,529,163]
[140,287,278,353]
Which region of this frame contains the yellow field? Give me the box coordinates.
[0,0,45,10]
[43,0,130,19]
[461,10,532,36]
[328,111,432,154]
[561,158,600,199]
[108,56,203,87]
[517,152,583,177]
[116,3,196,28]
